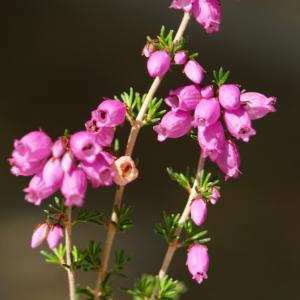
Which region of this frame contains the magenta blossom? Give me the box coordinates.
[85,120,115,147]
[70,131,100,164]
[191,199,207,226]
[209,187,220,204]
[186,244,209,284]
[165,85,201,112]
[216,139,240,179]
[147,50,171,78]
[47,224,64,249]
[241,92,277,120]
[31,223,49,249]
[194,98,220,127]
[154,110,193,141]
[200,85,214,99]
[24,172,58,205]
[81,154,115,187]
[193,0,221,34]
[10,158,45,177]
[92,99,126,127]
[170,0,195,12]
[61,168,87,207]
[42,158,64,189]
[198,121,225,161]
[183,60,205,84]
[61,152,75,173]
[224,107,256,142]
[174,50,188,65]
[218,84,241,110]
[52,138,66,158]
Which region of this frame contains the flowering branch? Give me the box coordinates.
[150,154,206,300]
[65,207,76,300]
[93,12,192,297]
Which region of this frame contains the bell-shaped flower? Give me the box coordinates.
[200,85,214,99]
[186,244,209,284]
[147,50,171,78]
[42,158,64,188]
[194,98,220,127]
[224,107,256,142]
[61,152,75,173]
[31,223,49,248]
[240,92,276,120]
[154,110,193,141]
[113,156,139,186]
[92,100,126,127]
[61,168,87,207]
[47,224,64,249]
[191,199,207,226]
[174,50,188,65]
[198,121,225,161]
[218,84,241,110]
[170,0,196,12]
[183,60,205,84]
[52,138,66,158]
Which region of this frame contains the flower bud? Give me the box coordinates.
[92,100,126,127]
[224,107,256,142]
[165,85,201,112]
[61,168,87,207]
[52,138,65,158]
[209,187,220,204]
[42,158,64,188]
[153,110,193,142]
[218,84,241,110]
[142,42,155,58]
[200,85,214,99]
[70,131,100,164]
[174,50,188,65]
[47,224,64,249]
[147,50,171,78]
[191,199,207,226]
[113,156,138,186]
[240,92,276,120]
[24,172,58,205]
[61,152,75,173]
[194,98,220,127]
[216,139,240,179]
[198,121,225,161]
[31,223,49,248]
[183,60,205,84]
[193,0,221,34]
[186,244,209,284]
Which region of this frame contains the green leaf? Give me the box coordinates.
[155,212,180,243]
[114,204,134,232]
[75,209,104,226]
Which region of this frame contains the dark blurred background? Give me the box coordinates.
[1,0,299,299]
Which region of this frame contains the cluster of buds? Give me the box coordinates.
[154,81,276,178]
[9,99,139,208]
[170,0,222,34]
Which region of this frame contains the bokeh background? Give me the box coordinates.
[1,0,299,299]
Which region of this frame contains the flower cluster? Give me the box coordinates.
[9,99,139,208]
[170,0,222,34]
[154,81,276,178]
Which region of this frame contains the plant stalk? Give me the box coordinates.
[150,153,206,300]
[93,12,192,299]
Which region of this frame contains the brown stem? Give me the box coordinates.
[93,12,192,299]
[150,154,206,300]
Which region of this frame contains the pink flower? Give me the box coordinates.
[85,120,115,147]
[52,138,65,158]
[174,50,188,65]
[147,50,171,78]
[216,139,240,179]
[183,60,205,84]
[194,98,220,127]
[200,85,214,99]
[209,187,220,204]
[42,158,64,188]
[153,110,193,141]
[218,84,241,110]
[10,131,52,176]
[61,152,75,173]
[186,244,209,284]
[70,131,100,164]
[198,121,225,161]
[92,100,126,127]
[24,172,58,205]
[31,223,49,248]
[224,108,256,142]
[142,42,155,58]
[81,153,115,187]
[193,0,221,34]
[165,85,201,112]
[240,92,277,120]
[61,168,87,207]
[113,156,139,186]
[170,0,196,12]
[47,224,64,249]
[191,199,207,226]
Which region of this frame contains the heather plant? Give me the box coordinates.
[9,1,276,300]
